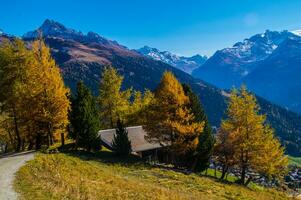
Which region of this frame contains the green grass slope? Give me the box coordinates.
[15,151,289,200]
[288,156,301,167]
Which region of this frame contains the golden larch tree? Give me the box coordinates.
[221,86,288,185]
[98,67,131,128]
[0,39,35,151]
[127,90,154,126]
[0,38,70,150]
[144,71,204,156]
[29,39,70,147]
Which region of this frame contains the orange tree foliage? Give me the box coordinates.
[144,71,204,156]
[29,40,70,146]
[220,86,288,185]
[0,39,35,151]
[0,38,70,150]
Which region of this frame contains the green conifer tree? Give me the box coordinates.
[70,81,101,152]
[182,84,215,172]
[112,119,132,156]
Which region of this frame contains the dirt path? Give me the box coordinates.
[0,151,34,200]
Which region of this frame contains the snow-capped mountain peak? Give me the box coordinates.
[192,29,300,89]
[136,46,207,74]
[291,29,301,36]
[219,30,297,64]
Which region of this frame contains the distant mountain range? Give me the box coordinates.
[192,30,297,87]
[191,30,301,114]
[1,19,301,156]
[136,46,207,74]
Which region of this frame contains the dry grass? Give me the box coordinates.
[15,151,290,200]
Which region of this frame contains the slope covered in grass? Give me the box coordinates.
[288,156,301,167]
[15,151,289,200]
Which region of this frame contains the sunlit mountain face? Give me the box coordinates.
[136,46,207,74]
[192,30,301,114]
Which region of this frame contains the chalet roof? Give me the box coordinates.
[98,126,163,153]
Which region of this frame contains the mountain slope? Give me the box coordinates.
[244,36,301,113]
[17,19,301,156]
[137,46,207,74]
[192,30,297,88]
[15,152,290,200]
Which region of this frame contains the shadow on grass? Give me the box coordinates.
[50,143,246,188]
[0,150,36,159]
[53,142,145,167]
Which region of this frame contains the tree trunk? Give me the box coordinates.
[240,165,246,185]
[7,129,16,150]
[214,166,217,177]
[47,131,51,147]
[21,138,25,151]
[61,132,65,146]
[28,141,34,150]
[4,143,8,153]
[47,123,54,147]
[75,132,79,150]
[220,165,228,180]
[245,177,252,186]
[35,133,42,150]
[12,106,21,152]
[191,157,199,172]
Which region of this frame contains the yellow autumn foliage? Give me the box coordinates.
[144,71,204,155]
[0,38,70,150]
[221,86,288,183]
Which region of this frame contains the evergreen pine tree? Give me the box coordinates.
[112,119,132,156]
[70,81,101,152]
[182,84,215,172]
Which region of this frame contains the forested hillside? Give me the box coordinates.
[1,19,300,155]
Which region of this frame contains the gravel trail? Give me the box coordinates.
[0,151,34,200]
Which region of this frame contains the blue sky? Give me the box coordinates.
[1,0,301,56]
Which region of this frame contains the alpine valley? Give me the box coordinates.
[1,19,301,156]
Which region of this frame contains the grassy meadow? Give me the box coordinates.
[14,148,290,200]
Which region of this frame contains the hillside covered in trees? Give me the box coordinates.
[10,19,301,156]
[0,34,292,198]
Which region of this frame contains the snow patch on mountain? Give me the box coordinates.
[192,29,299,89]
[291,30,301,36]
[224,30,296,63]
[137,46,207,74]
